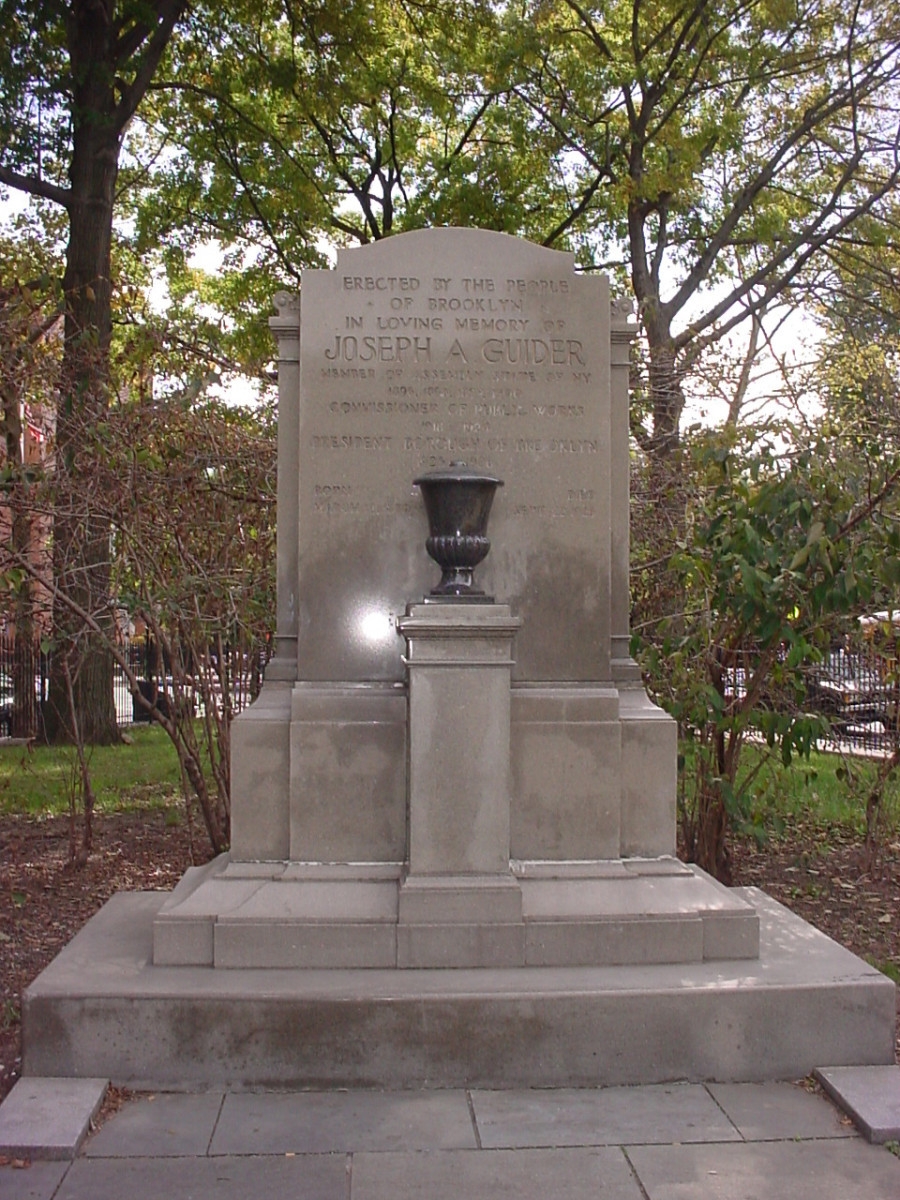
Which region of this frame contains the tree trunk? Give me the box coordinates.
[693,770,733,884]
[694,787,732,882]
[646,331,685,458]
[685,726,734,884]
[1,376,39,738]
[44,9,120,745]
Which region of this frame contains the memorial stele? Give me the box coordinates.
[22,229,894,1092]
[153,227,763,971]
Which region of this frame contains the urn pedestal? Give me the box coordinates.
[396,602,523,967]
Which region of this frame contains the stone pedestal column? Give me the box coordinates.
[395,602,524,966]
[229,292,300,860]
[266,291,301,682]
[610,297,640,683]
[608,298,677,857]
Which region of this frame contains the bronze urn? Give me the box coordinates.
[413,462,503,600]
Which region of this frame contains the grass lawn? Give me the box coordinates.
[747,746,898,831]
[0,724,183,817]
[680,740,900,840]
[2,724,897,836]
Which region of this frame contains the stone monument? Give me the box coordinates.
[22,229,895,1089]
[152,227,760,971]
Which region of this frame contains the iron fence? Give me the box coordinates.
[804,644,900,755]
[0,634,269,741]
[4,630,898,757]
[719,638,900,756]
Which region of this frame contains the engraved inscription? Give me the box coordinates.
[294,232,615,684]
[481,338,584,366]
[342,275,420,291]
[306,257,605,524]
[377,316,443,329]
[455,318,529,331]
[328,400,438,414]
[311,435,393,450]
[505,278,569,294]
[428,296,524,312]
[324,335,432,362]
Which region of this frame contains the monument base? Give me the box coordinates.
[151,855,760,969]
[227,677,679,867]
[22,888,895,1090]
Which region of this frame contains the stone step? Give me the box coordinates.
[151,855,759,969]
[22,888,894,1091]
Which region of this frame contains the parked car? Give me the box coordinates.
[806,614,900,738]
[806,650,885,729]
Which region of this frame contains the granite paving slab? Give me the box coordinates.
[814,1065,900,1143]
[209,1088,477,1155]
[55,1153,347,1200]
[706,1081,856,1141]
[0,1078,107,1160]
[626,1138,900,1200]
[84,1091,224,1157]
[0,1159,68,1200]
[349,1147,643,1200]
[470,1083,741,1148]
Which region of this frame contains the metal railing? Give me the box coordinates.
[719,639,900,756]
[804,644,900,755]
[0,634,269,740]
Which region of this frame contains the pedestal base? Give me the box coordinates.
[152,855,759,969]
[24,889,895,1090]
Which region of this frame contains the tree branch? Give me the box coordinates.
[115,0,188,133]
[0,163,71,209]
[665,52,899,326]
[542,165,609,246]
[677,150,900,359]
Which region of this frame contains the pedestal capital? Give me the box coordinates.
[397,602,521,637]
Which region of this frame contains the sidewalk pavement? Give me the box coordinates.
[2,1078,900,1200]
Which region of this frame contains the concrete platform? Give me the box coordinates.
[3,1080,900,1199]
[22,887,895,1091]
[152,855,760,970]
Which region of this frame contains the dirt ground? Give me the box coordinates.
[0,810,209,1102]
[0,811,897,1103]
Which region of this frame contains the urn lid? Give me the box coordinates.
[413,461,504,487]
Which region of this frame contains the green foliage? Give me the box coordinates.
[0,2,189,202]
[504,0,900,446]
[103,0,900,455]
[0,0,70,194]
[812,206,900,452]
[131,0,554,375]
[5,0,899,451]
[634,421,900,876]
[0,725,181,817]
[726,744,900,836]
